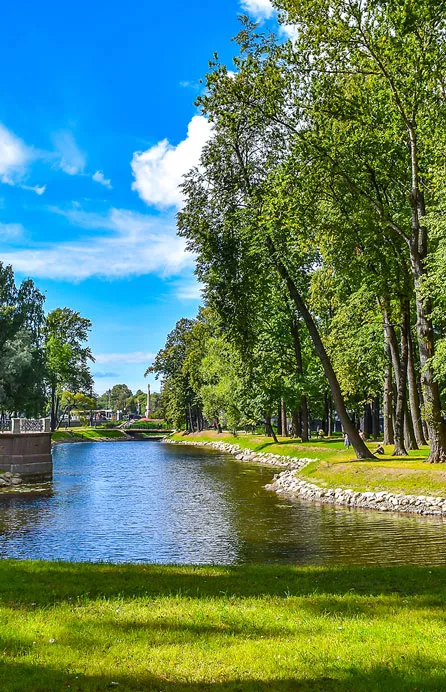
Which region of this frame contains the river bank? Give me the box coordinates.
[168,432,446,518]
[0,559,445,691]
[51,429,167,445]
[51,429,129,445]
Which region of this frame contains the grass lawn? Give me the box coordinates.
[0,560,445,691]
[171,432,446,497]
[52,428,127,443]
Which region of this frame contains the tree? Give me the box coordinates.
[147,318,200,429]
[274,0,446,460]
[97,384,133,413]
[178,37,375,458]
[44,308,94,430]
[0,264,46,418]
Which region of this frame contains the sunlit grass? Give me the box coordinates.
[0,560,445,691]
[52,428,127,442]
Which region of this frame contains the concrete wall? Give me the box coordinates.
[0,433,52,480]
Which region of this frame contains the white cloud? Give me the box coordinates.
[94,351,156,365]
[240,0,275,20]
[0,123,31,184]
[0,222,24,239]
[92,170,112,188]
[131,115,212,208]
[20,183,46,195]
[280,22,299,42]
[179,80,201,90]
[171,278,203,300]
[53,131,86,175]
[239,0,296,39]
[1,207,194,281]
[0,123,45,192]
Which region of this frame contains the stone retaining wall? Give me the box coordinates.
[265,468,446,517]
[167,438,446,518]
[0,432,52,484]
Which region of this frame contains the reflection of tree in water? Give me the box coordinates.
[313,503,446,565]
[201,456,446,566]
[1,442,446,565]
[150,444,240,564]
[0,487,54,546]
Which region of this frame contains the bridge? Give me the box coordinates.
[124,429,174,439]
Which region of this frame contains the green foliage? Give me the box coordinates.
[326,286,385,403]
[128,420,168,430]
[44,308,94,430]
[97,383,132,411]
[0,263,46,416]
[147,317,199,428]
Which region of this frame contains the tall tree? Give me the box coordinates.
[275,0,446,460]
[44,308,94,430]
[179,43,374,458]
[0,264,46,417]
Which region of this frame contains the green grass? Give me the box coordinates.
[298,448,446,497]
[171,431,365,461]
[129,420,169,430]
[52,428,127,442]
[0,560,445,691]
[171,432,446,497]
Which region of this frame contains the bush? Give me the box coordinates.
[129,420,168,430]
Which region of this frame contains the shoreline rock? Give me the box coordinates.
[166,438,311,470]
[0,471,23,487]
[265,469,446,517]
[166,438,446,518]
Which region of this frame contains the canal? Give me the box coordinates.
[0,440,446,564]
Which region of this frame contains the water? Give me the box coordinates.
[0,440,446,565]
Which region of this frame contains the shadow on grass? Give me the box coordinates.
[1,563,446,691]
[1,658,446,691]
[1,562,446,605]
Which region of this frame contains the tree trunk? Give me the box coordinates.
[401,307,418,451]
[281,398,288,436]
[363,403,372,440]
[290,317,309,442]
[372,396,380,440]
[385,307,409,456]
[291,409,300,438]
[267,236,374,459]
[404,398,418,450]
[327,395,333,436]
[407,323,427,446]
[407,140,446,461]
[323,391,330,435]
[301,395,309,442]
[187,404,194,433]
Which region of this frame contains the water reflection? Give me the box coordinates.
[0,441,445,565]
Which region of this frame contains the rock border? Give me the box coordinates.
[266,469,446,517]
[166,438,312,470]
[0,472,23,487]
[167,438,446,518]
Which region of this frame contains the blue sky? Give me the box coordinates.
[0,0,282,395]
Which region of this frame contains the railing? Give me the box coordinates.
[0,418,11,432]
[3,418,52,434]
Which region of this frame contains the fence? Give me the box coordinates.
[0,418,11,433]
[4,418,52,434]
